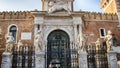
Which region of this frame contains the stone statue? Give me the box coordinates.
[35,30,44,52]
[5,32,14,52]
[17,40,23,51]
[105,30,113,52]
[77,33,86,51]
[95,38,100,50]
[48,0,71,14]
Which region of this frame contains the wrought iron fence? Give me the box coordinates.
[10,44,109,68]
[70,42,79,68]
[12,46,35,68]
[86,45,108,68]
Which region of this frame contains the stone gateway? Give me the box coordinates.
[0,0,120,68]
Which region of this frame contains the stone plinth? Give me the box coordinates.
[78,51,88,68]
[107,51,118,68]
[1,52,12,68]
[35,52,45,68]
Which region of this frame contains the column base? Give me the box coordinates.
[1,52,12,68]
[78,51,88,68]
[107,51,118,68]
[35,52,45,68]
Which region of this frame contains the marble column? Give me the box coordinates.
[1,52,12,68]
[107,51,118,68]
[78,51,88,68]
[74,25,77,45]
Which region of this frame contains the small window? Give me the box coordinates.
[99,28,106,38]
[9,26,17,41]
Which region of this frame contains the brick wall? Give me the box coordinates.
[83,12,120,46]
[84,21,120,45]
[0,11,34,65]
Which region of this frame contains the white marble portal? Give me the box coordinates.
[33,10,83,68]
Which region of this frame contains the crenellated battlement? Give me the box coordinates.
[0,11,34,19]
[83,11,118,21]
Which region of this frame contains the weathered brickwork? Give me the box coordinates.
[82,12,120,46]
[0,11,34,64]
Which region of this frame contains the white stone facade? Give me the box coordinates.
[33,11,83,68]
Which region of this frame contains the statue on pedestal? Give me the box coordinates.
[77,33,86,51]
[105,30,113,52]
[5,32,14,52]
[35,30,44,52]
[48,0,71,14]
[17,40,23,51]
[95,38,100,50]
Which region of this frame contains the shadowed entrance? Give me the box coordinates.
[47,30,71,68]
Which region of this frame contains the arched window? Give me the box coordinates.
[9,25,17,41]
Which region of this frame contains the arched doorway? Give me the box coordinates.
[47,30,71,68]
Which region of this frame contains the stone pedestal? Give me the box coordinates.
[1,52,12,68]
[35,52,45,68]
[78,51,88,68]
[107,51,118,68]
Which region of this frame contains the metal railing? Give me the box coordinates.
[86,45,108,68]
[12,46,35,68]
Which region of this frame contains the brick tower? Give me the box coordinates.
[100,0,120,14]
[101,0,120,26]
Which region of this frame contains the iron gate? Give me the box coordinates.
[47,30,71,68]
[86,45,108,68]
[12,46,35,68]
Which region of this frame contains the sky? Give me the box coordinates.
[0,0,103,12]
